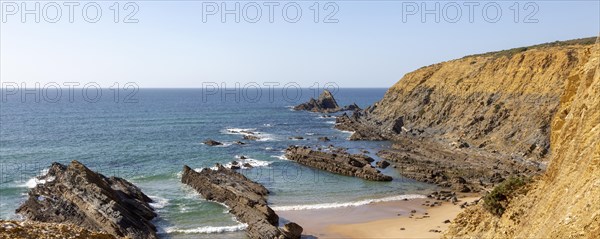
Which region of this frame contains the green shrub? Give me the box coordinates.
[483,176,529,216]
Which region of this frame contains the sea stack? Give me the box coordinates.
[294,90,361,113]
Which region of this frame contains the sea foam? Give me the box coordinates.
[271,194,426,211]
[18,168,53,189]
[163,223,247,234]
[149,195,170,209]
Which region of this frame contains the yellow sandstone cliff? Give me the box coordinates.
[444,37,600,238]
[368,38,597,162]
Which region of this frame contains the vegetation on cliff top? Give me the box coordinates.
[465,36,597,59]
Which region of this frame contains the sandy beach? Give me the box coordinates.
[277,196,480,238]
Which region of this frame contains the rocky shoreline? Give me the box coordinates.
[335,110,543,192]
[0,220,116,239]
[181,164,303,239]
[285,145,392,181]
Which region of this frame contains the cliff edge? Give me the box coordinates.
[444,37,599,238]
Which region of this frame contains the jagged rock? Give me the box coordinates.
[16,161,157,239]
[294,90,361,113]
[181,165,302,239]
[289,136,304,140]
[285,146,392,181]
[204,139,223,146]
[341,103,361,112]
[376,160,391,169]
[335,113,386,141]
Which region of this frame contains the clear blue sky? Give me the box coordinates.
[1,0,598,88]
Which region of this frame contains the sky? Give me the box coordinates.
[1,0,599,88]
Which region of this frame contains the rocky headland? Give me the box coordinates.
[181,165,303,239]
[16,161,158,239]
[285,145,392,181]
[294,89,361,113]
[334,37,598,192]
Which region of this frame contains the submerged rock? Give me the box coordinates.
[243,135,261,141]
[181,165,302,239]
[285,146,392,181]
[16,161,158,239]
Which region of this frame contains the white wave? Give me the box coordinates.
[218,156,272,170]
[197,157,273,172]
[325,121,336,124]
[264,147,273,151]
[222,128,257,136]
[18,168,53,188]
[337,129,355,134]
[263,123,272,127]
[149,196,169,209]
[164,224,247,234]
[270,154,289,161]
[222,128,276,141]
[305,132,315,136]
[271,194,427,211]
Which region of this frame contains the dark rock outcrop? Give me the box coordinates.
[204,139,223,146]
[294,90,361,113]
[285,146,392,181]
[181,165,302,239]
[16,161,158,239]
[375,160,390,169]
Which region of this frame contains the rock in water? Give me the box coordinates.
[376,160,391,169]
[204,139,223,146]
[16,161,158,239]
[294,90,361,113]
[181,165,303,239]
[285,146,392,181]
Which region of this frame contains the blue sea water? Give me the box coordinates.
[0,88,435,238]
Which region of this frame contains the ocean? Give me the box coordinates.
[0,88,436,238]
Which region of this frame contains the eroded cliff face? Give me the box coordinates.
[362,39,596,162]
[445,37,599,238]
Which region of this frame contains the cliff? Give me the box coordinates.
[444,37,599,238]
[343,37,597,162]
